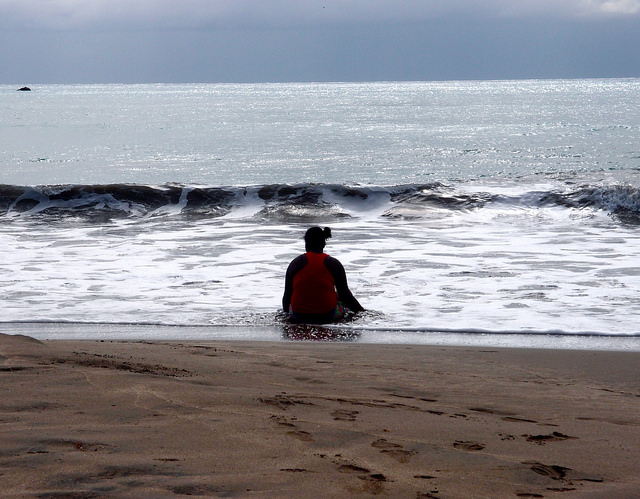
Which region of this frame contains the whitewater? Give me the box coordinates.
[1,79,639,348]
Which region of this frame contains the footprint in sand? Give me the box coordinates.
[39,439,109,453]
[172,485,222,496]
[258,393,314,410]
[337,462,388,493]
[502,416,538,423]
[524,461,571,480]
[371,438,403,450]
[287,430,314,442]
[453,440,485,451]
[524,432,577,444]
[270,414,314,442]
[317,454,389,491]
[524,461,604,484]
[338,463,371,474]
[270,414,297,428]
[372,438,415,463]
[331,409,359,421]
[469,407,515,417]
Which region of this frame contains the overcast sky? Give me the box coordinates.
[1,0,639,84]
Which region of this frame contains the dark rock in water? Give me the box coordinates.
[18,86,31,91]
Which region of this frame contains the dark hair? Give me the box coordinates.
[304,226,332,252]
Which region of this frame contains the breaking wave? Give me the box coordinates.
[1,182,639,223]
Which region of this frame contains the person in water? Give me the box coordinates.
[283,226,365,324]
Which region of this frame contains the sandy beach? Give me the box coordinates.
[1,333,639,498]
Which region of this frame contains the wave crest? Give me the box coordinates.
[1,182,639,223]
[541,184,640,223]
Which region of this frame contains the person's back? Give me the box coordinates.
[283,226,364,324]
[290,252,337,314]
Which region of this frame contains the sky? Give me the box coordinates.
[1,0,639,84]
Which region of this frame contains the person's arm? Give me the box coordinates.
[325,256,365,312]
[282,255,306,312]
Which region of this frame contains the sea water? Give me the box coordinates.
[1,80,639,348]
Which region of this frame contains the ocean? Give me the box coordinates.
[1,79,639,348]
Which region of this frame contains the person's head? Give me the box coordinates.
[304,226,332,252]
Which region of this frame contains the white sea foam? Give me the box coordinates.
[3,199,638,338]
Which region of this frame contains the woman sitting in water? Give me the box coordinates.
[283,226,365,324]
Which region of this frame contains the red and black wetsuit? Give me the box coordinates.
[283,251,364,323]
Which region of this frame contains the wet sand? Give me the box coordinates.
[1,333,639,498]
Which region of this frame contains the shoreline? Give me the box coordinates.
[2,333,640,497]
[1,322,639,352]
